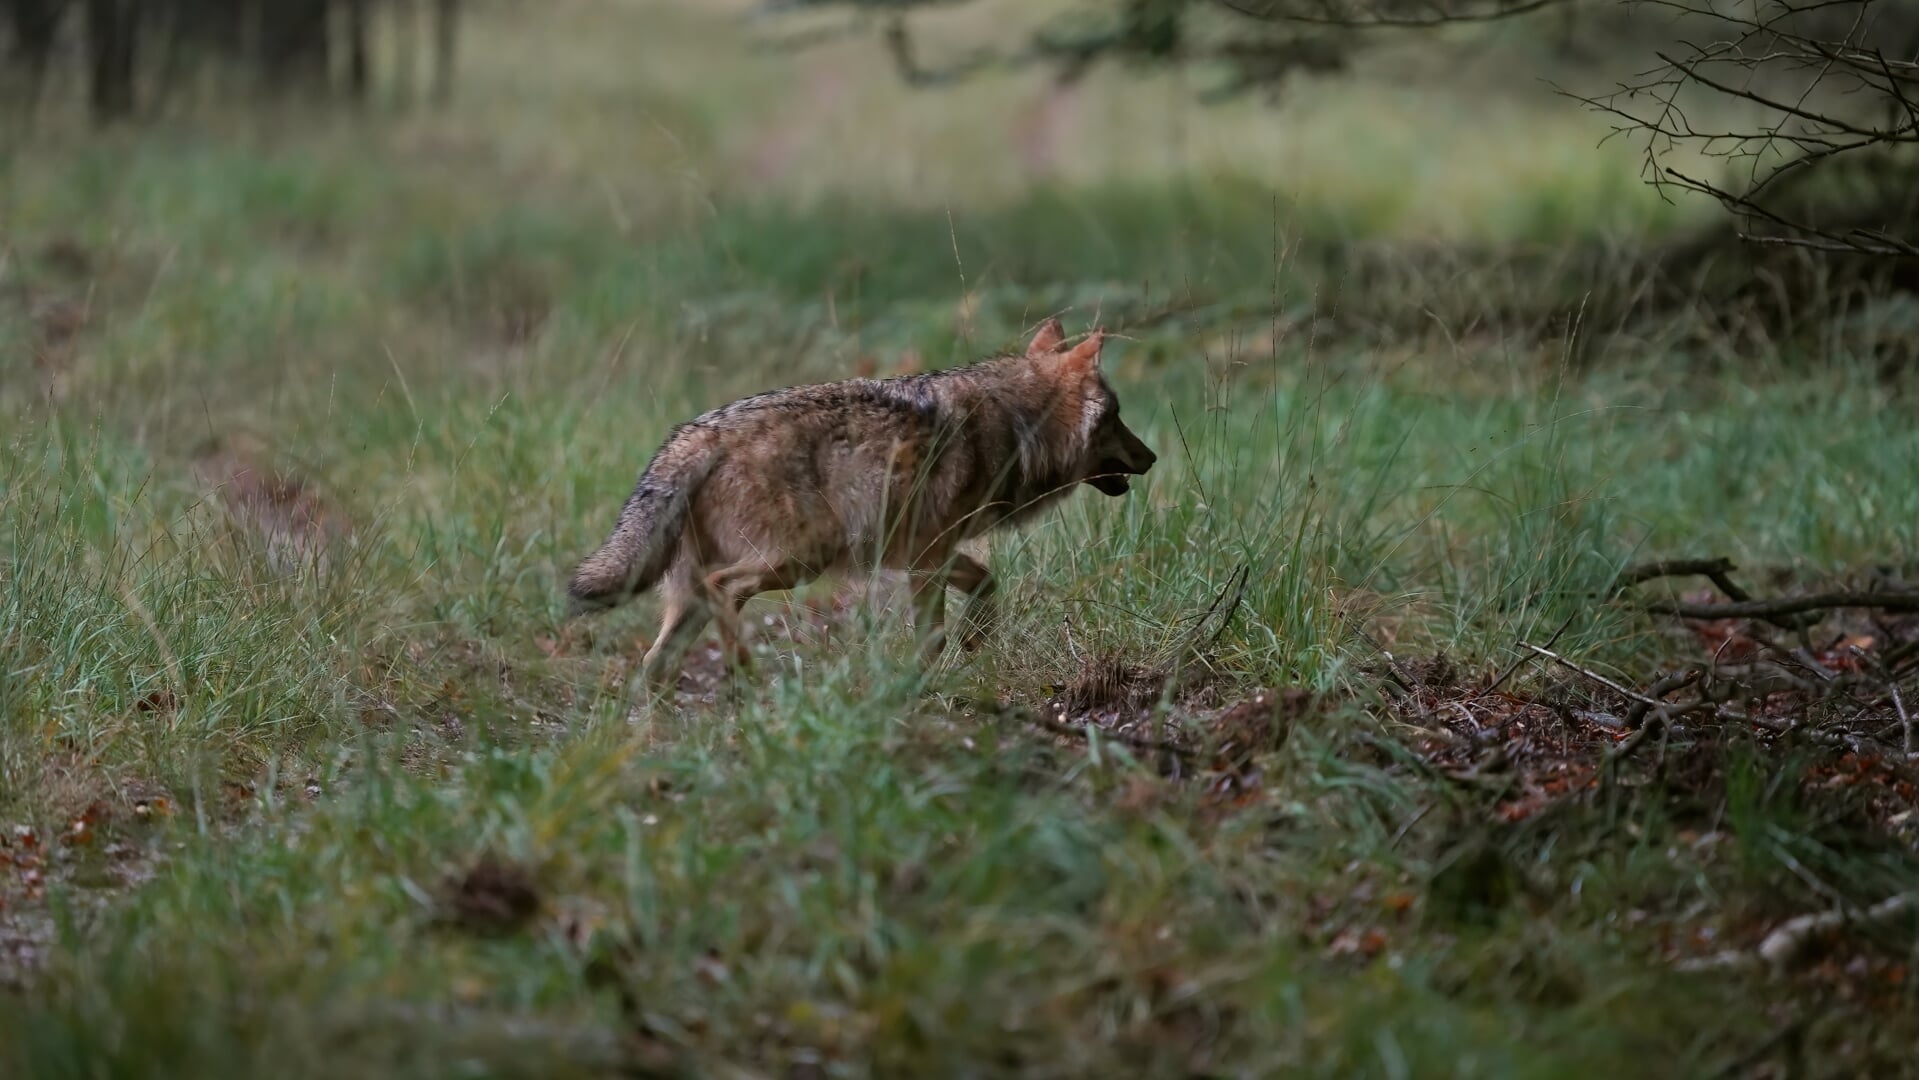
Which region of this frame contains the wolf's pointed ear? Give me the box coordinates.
[1058,328,1106,375]
[1025,317,1066,358]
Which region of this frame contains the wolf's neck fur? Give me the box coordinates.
[900,355,1088,528]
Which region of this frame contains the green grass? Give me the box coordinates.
[3,1,1918,1076]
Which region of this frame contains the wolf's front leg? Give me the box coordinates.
[946,553,997,651]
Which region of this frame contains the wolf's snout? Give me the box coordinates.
[1086,422,1156,497]
[1121,426,1156,475]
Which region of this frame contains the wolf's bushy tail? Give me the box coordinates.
[567,438,716,614]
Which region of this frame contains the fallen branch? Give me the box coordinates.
[1527,638,1894,768]
[1732,708,1884,753]
[1757,891,1919,971]
[1637,591,1919,622]
[1612,557,1751,602]
[1676,891,1919,976]
[1613,556,1919,630]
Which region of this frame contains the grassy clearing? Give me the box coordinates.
[3,1,1917,1076]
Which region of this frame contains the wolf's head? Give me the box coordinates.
[1023,319,1157,497]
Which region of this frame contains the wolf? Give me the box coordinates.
[566,319,1157,699]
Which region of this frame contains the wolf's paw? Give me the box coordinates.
[728,639,755,672]
[955,607,995,653]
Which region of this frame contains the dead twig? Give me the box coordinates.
[959,694,1198,762]
[1519,642,1663,707]
[1524,641,1715,790]
[1351,625,1418,697]
[1061,614,1085,665]
[1895,684,1913,758]
[1624,666,1705,730]
[1035,708,1197,761]
[1195,563,1252,653]
[1602,696,1716,788]
[1379,654,1418,697]
[1478,611,1576,701]
[1884,637,1919,679]
[1603,710,1670,771]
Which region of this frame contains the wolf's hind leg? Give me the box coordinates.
[634,588,711,703]
[704,558,812,675]
[909,570,949,667]
[945,553,997,652]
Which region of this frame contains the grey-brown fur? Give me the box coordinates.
[566,319,1156,699]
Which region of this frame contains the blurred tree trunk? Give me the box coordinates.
[345,0,371,101]
[84,0,137,124]
[3,0,465,117]
[162,0,248,105]
[431,0,457,105]
[7,0,66,107]
[389,0,417,104]
[260,0,331,95]
[164,0,250,65]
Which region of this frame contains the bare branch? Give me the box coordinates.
[1210,0,1571,29]
[1567,0,1919,260]
[1655,49,1919,144]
